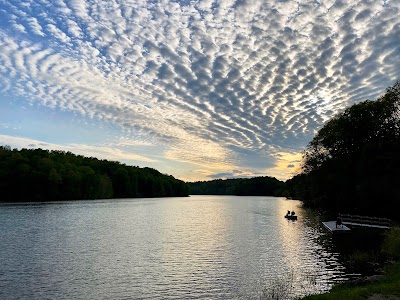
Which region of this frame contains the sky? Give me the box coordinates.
[0,0,399,182]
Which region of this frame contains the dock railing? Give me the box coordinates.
[339,214,392,228]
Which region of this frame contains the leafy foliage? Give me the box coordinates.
[382,227,400,260]
[287,80,400,219]
[188,176,285,196]
[301,261,400,300]
[0,147,188,201]
[303,80,400,174]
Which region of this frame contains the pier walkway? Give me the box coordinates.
[322,221,351,233]
[339,214,392,229]
[323,214,392,234]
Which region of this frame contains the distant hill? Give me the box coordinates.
[0,146,188,201]
[188,176,285,196]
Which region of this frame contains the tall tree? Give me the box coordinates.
[291,80,400,219]
[302,80,400,174]
[0,146,188,201]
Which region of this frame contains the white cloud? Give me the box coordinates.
[0,0,399,180]
[12,23,26,33]
[0,134,157,163]
[27,17,45,36]
[66,19,82,38]
[46,24,70,43]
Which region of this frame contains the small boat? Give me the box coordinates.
[284,210,297,220]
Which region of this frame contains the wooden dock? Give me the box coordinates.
[322,221,351,233]
[339,214,392,229]
[323,214,392,234]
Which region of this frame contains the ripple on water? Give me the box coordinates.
[0,196,351,300]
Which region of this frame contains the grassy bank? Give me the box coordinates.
[300,227,400,300]
[300,261,400,300]
[259,227,400,300]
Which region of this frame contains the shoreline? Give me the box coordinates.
[300,261,400,300]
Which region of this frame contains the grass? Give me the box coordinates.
[260,269,319,300]
[382,227,400,260]
[300,257,400,300]
[260,270,295,300]
[299,227,400,300]
[259,227,400,300]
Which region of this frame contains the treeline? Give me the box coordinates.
[2,81,398,213]
[286,80,400,220]
[0,146,188,201]
[188,176,285,196]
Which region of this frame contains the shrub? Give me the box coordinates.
[381,227,400,260]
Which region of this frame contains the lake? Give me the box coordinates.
[0,196,350,299]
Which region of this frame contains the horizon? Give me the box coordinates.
[1,0,399,181]
[0,144,290,183]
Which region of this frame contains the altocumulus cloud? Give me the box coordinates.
[0,0,399,180]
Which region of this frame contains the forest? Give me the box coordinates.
[1,81,398,213]
[0,146,188,201]
[188,176,284,196]
[286,80,400,220]
[190,80,400,221]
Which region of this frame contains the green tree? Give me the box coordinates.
[302,80,400,174]
[0,146,189,202]
[294,80,400,218]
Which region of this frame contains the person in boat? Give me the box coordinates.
[291,210,295,216]
[336,216,342,228]
[286,210,290,216]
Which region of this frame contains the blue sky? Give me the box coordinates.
[0,0,399,181]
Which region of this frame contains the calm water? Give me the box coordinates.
[0,196,349,299]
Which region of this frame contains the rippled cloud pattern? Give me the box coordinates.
[0,0,399,180]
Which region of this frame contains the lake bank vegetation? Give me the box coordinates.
[0,146,188,201]
[1,80,398,214]
[298,226,400,300]
[189,81,400,221]
[187,81,400,299]
[258,227,400,300]
[286,80,400,221]
[188,176,285,196]
[268,80,400,299]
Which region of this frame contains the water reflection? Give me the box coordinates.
[156,197,234,298]
[274,199,347,298]
[0,196,350,300]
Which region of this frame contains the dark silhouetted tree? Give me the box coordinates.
[288,80,400,219]
[0,146,188,201]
